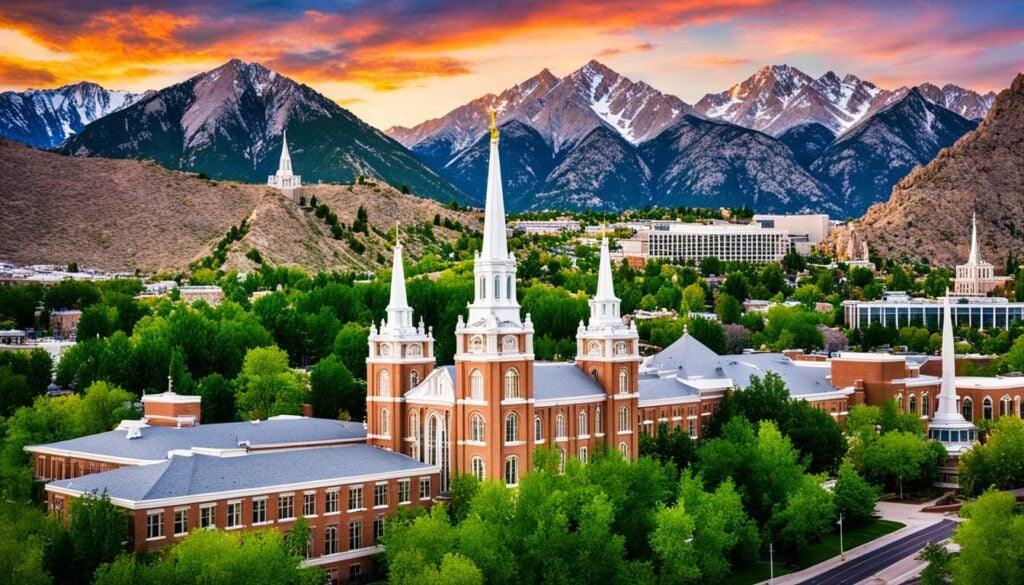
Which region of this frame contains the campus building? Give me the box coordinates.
[619,222,791,266]
[953,214,1008,296]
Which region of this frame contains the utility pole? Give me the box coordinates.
[838,513,845,561]
[769,541,774,584]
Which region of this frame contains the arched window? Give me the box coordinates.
[594,407,603,435]
[983,397,993,420]
[615,342,627,356]
[588,340,602,356]
[504,368,520,399]
[578,411,588,437]
[379,344,391,357]
[921,394,929,417]
[410,370,419,387]
[409,412,420,460]
[896,393,903,409]
[555,414,567,440]
[494,276,501,299]
[962,397,974,421]
[470,369,484,400]
[426,415,439,465]
[618,407,630,432]
[471,413,485,443]
[378,370,391,397]
[505,412,519,443]
[506,276,513,300]
[534,416,543,442]
[579,447,588,464]
[380,408,390,436]
[479,277,486,299]
[407,344,422,357]
[1000,396,1012,417]
[324,526,338,555]
[559,449,566,473]
[471,457,485,481]
[909,394,917,414]
[470,336,484,353]
[504,457,519,486]
[619,442,629,460]
[619,369,629,394]
[590,369,599,381]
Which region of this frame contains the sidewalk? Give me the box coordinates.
[765,498,959,585]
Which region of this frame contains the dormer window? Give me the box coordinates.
[615,342,627,356]
[502,335,518,353]
[470,336,484,353]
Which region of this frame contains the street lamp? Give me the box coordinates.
[837,513,845,561]
[769,541,774,585]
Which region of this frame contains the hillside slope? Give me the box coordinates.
[0,140,478,273]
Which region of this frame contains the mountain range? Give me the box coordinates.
[55,60,466,205]
[0,82,145,149]
[0,60,1001,217]
[390,61,992,214]
[825,73,1024,267]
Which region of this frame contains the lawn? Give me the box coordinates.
[731,519,905,584]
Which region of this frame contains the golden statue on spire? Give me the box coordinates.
[488,109,499,142]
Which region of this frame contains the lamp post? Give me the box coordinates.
[769,541,774,585]
[838,513,845,561]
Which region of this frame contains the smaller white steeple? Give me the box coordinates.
[968,212,979,265]
[588,235,623,329]
[268,129,301,190]
[381,227,415,334]
[278,130,293,176]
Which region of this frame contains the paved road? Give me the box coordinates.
[795,519,957,585]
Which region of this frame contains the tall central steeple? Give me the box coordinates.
[467,110,520,325]
[928,290,976,457]
[968,212,979,265]
[277,130,293,176]
[381,231,414,333]
[588,235,623,329]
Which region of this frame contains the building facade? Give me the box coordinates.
[620,222,790,266]
[953,214,1007,296]
[268,130,302,203]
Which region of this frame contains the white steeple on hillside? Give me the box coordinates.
[588,235,624,329]
[968,212,979,264]
[268,129,301,193]
[467,111,521,325]
[928,289,976,455]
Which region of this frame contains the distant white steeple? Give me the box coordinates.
[968,212,979,265]
[588,235,623,329]
[467,110,520,325]
[268,129,301,191]
[381,228,415,334]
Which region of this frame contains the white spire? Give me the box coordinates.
[587,235,623,328]
[382,231,414,333]
[277,130,293,176]
[932,289,971,427]
[467,110,520,325]
[968,212,978,265]
[480,111,508,261]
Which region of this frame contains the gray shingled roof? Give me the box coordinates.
[27,418,367,462]
[534,363,607,402]
[639,334,837,399]
[47,445,433,502]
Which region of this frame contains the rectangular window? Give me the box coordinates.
[200,504,216,529]
[252,497,268,524]
[147,511,164,539]
[324,525,338,555]
[349,520,362,550]
[349,564,362,578]
[374,484,387,507]
[398,480,411,504]
[419,478,431,500]
[325,489,339,514]
[348,486,363,511]
[226,501,242,528]
[303,492,316,517]
[373,517,386,542]
[278,494,295,520]
[174,508,188,536]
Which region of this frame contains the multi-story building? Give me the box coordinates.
[50,309,82,340]
[843,291,1024,331]
[620,222,790,267]
[753,214,830,254]
[953,214,1008,296]
[178,285,224,306]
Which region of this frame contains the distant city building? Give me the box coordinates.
[620,222,790,267]
[753,214,830,254]
[0,329,27,346]
[50,309,82,340]
[843,292,1024,331]
[512,219,581,235]
[953,214,1008,296]
[179,285,224,306]
[267,130,302,203]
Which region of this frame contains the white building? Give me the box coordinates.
[953,214,1007,296]
[753,214,830,254]
[268,130,302,203]
[513,219,580,235]
[620,222,790,266]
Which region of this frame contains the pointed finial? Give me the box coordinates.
[488,109,499,142]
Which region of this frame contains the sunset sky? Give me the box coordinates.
[1,0,1021,128]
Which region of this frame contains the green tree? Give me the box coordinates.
[888,265,915,292]
[681,283,707,313]
[332,323,370,380]
[235,347,307,420]
[769,474,835,554]
[833,460,879,527]
[858,431,939,499]
[721,273,750,301]
[782,249,807,274]
[959,416,1024,495]
[197,374,236,424]
[677,474,760,583]
[68,492,128,584]
[650,503,699,584]
[951,490,1024,585]
[689,318,726,354]
[699,256,722,277]
[714,294,742,325]
[919,542,952,585]
[309,355,362,420]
